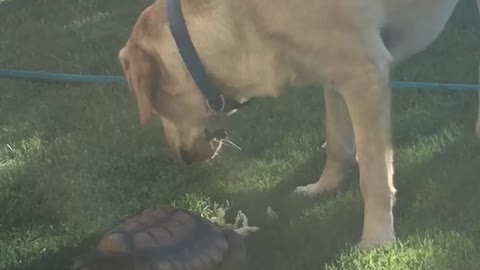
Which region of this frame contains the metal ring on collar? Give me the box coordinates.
[205,94,226,113]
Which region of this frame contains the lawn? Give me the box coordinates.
[1,0,479,269]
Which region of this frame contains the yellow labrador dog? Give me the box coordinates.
[119,0,479,249]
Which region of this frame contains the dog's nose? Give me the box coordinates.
[179,149,193,165]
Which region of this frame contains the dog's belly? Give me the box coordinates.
[381,0,460,63]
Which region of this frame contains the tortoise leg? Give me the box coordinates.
[217,230,248,270]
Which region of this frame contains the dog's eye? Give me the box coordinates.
[204,129,227,141]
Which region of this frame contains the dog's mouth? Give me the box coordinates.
[205,129,242,150]
[204,128,242,161]
[178,129,242,164]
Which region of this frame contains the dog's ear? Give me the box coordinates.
[119,43,158,128]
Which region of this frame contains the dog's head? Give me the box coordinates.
[119,5,231,164]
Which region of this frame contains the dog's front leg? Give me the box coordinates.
[339,58,397,249]
[293,84,356,196]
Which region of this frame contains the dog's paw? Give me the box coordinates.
[356,236,396,250]
[355,200,396,252]
[290,183,325,197]
[234,226,260,237]
[356,222,397,250]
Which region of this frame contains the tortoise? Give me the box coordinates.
[70,206,259,270]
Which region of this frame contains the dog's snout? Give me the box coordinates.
[179,149,194,165]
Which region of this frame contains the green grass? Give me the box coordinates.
[0,0,479,269]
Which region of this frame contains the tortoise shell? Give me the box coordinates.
[71,206,247,270]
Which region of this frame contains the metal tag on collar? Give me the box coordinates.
[206,96,251,116]
[205,94,226,113]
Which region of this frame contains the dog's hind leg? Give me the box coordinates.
[293,84,356,196]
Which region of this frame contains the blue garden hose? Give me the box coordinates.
[0,68,478,91]
[0,69,126,84]
[390,81,478,91]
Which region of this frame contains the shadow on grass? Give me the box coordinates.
[393,134,480,236]
[205,123,479,270]
[8,129,479,270]
[205,149,364,270]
